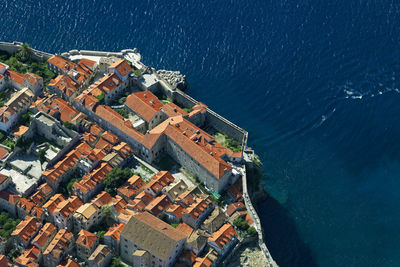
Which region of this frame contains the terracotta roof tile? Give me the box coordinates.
[125,91,164,122]
[109,59,132,78]
[76,230,97,249]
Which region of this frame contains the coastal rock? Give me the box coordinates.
[156,69,187,90]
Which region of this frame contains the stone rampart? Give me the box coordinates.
[0,41,53,61]
[169,88,247,145]
[61,49,124,58]
[242,164,278,267]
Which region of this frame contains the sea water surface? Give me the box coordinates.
[1,1,400,266]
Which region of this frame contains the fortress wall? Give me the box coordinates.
[0,41,53,61]
[63,49,123,58]
[162,86,247,146]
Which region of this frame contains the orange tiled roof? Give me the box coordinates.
[49,75,79,97]
[32,222,56,249]
[109,59,132,78]
[56,258,80,267]
[89,72,121,95]
[0,147,8,159]
[75,92,99,111]
[113,142,133,158]
[183,198,210,221]
[17,197,35,213]
[163,102,188,117]
[104,223,125,242]
[193,255,213,267]
[176,222,194,237]
[0,190,20,204]
[166,204,184,219]
[145,195,171,217]
[147,171,174,195]
[52,98,79,122]
[11,216,42,243]
[30,191,46,206]
[89,124,103,136]
[76,230,97,249]
[111,195,127,213]
[101,131,119,145]
[73,162,113,194]
[24,72,42,85]
[208,223,237,249]
[42,152,80,185]
[244,212,254,226]
[91,191,112,208]
[14,246,40,267]
[80,58,96,69]
[43,194,66,215]
[8,70,24,85]
[94,138,113,152]
[48,56,76,73]
[150,116,233,178]
[125,91,164,122]
[0,174,8,185]
[0,254,9,267]
[38,183,54,196]
[82,132,97,146]
[94,105,145,144]
[54,196,83,219]
[11,125,29,137]
[226,202,245,216]
[117,175,145,199]
[43,229,73,259]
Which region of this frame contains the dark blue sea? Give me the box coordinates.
[1,0,400,266]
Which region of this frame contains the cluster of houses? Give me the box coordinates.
[0,53,253,267]
[0,63,42,132]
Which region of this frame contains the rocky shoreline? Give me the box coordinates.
[156,69,188,90]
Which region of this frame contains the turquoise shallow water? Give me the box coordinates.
[1,1,400,266]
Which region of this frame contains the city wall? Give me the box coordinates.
[0,41,53,61]
[157,80,248,147]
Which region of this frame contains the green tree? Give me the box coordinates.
[63,121,74,130]
[102,205,113,224]
[104,168,133,196]
[233,218,249,231]
[96,230,105,243]
[38,149,46,170]
[247,226,258,237]
[96,92,105,103]
[111,257,124,267]
[19,112,33,126]
[17,43,32,63]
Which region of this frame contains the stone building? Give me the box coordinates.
[43,229,74,267]
[73,203,102,232]
[76,230,98,262]
[120,212,186,266]
[88,244,112,267]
